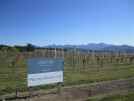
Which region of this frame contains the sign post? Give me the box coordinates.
[14,54,21,98]
[27,58,64,87]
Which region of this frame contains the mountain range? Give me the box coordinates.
[45,43,134,53]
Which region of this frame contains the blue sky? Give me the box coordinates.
[0,0,134,46]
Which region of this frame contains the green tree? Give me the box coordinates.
[26,43,35,52]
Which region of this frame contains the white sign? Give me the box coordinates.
[27,58,64,87]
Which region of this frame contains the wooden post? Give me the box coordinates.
[62,48,64,59]
[15,89,18,98]
[92,50,95,64]
[12,58,18,98]
[55,48,61,94]
[28,87,33,101]
[57,83,62,95]
[55,48,57,59]
[2,99,6,101]
[2,96,6,101]
[15,53,21,98]
[73,47,76,70]
[11,60,18,98]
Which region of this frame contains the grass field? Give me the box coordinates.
[0,49,134,98]
[64,64,134,85]
[0,60,134,95]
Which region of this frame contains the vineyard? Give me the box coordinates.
[0,47,134,100]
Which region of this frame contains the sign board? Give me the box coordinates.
[27,58,64,87]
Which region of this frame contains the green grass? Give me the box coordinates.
[64,64,134,85]
[0,50,134,95]
[1,62,134,95]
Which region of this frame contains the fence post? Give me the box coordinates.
[15,55,19,98]
[62,48,64,59]
[2,96,6,101]
[55,48,57,58]
[57,83,62,95]
[54,48,62,95]
[14,53,22,98]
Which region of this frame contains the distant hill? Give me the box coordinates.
[1,43,134,53]
[45,43,134,53]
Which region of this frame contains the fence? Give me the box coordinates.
[0,48,134,96]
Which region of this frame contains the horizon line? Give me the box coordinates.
[1,42,134,47]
